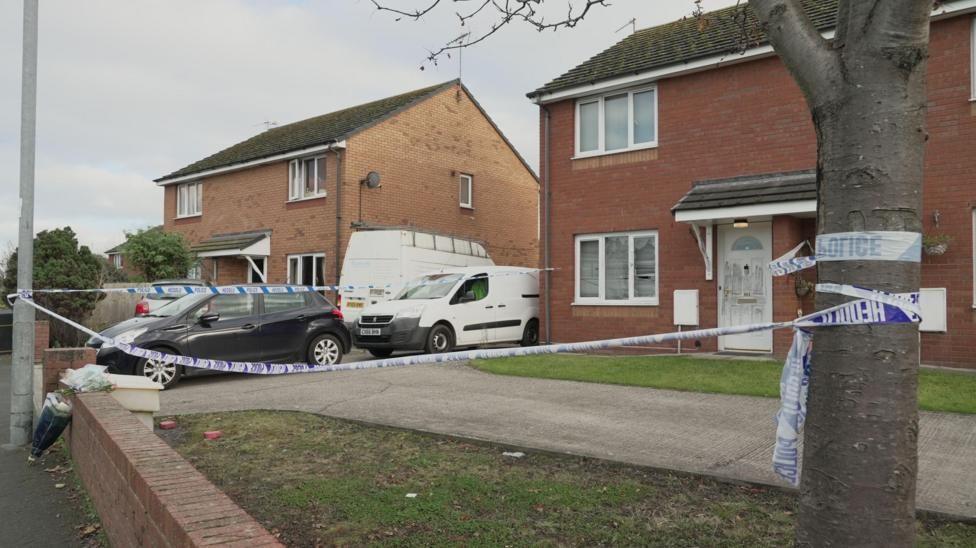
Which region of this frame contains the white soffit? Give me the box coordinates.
[674,200,816,224]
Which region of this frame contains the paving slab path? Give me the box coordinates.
[161,353,976,519]
[0,354,88,546]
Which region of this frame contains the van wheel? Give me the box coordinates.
[426,324,454,354]
[137,353,182,389]
[309,334,344,366]
[368,349,394,358]
[520,319,540,347]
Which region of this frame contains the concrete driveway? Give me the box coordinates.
[160,351,976,519]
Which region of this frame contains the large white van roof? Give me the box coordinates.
[424,266,537,276]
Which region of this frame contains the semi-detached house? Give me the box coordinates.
[156,80,539,292]
[529,0,976,367]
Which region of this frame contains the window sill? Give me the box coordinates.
[287,194,327,204]
[175,213,202,220]
[572,143,658,160]
[572,300,659,307]
[460,204,474,210]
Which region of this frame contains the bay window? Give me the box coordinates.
[176,181,202,218]
[288,156,326,201]
[575,230,658,305]
[576,86,657,156]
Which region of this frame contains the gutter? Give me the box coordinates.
[155,141,347,185]
[331,142,343,300]
[542,104,553,344]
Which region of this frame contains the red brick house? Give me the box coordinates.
[156,80,538,288]
[528,0,976,367]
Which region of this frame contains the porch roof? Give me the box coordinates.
[672,170,816,223]
[191,230,271,258]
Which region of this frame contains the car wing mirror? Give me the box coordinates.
[198,313,220,324]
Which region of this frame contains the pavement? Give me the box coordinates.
[0,354,87,546]
[161,350,976,520]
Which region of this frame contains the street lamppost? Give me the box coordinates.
[6,0,38,449]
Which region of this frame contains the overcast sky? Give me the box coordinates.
[0,0,732,256]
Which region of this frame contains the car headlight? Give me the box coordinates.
[102,327,148,350]
[397,306,424,319]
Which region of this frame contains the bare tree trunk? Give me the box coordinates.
[750,1,931,546]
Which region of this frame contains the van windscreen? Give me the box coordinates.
[395,273,464,300]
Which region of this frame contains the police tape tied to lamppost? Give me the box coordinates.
[9,244,923,485]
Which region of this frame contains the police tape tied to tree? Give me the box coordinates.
[8,255,921,485]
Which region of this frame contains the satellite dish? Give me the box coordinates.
[363,171,381,189]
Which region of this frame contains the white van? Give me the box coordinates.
[351,266,540,357]
[339,230,494,325]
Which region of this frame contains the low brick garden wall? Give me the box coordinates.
[66,391,282,546]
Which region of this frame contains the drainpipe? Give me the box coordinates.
[541,104,552,344]
[331,143,343,301]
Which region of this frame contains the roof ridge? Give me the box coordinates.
[529,0,839,98]
[157,80,459,182]
[262,79,458,138]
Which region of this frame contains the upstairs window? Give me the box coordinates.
[459,173,473,209]
[289,156,326,201]
[176,181,202,217]
[576,86,657,156]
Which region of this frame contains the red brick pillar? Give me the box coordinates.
[33,320,50,361]
[42,347,96,395]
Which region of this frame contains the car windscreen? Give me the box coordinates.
[394,273,464,300]
[150,293,212,317]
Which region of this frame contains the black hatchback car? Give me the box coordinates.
[88,287,351,389]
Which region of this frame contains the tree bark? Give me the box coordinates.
[750,1,931,546]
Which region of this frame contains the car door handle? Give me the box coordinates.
[484,305,494,309]
[296,315,306,321]
[497,304,507,308]
[241,324,257,331]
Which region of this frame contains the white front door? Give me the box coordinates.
[718,222,773,352]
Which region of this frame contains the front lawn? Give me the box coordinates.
[471,355,976,415]
[165,411,975,547]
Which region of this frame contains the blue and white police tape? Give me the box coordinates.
[9,284,921,487]
[16,268,551,298]
[768,231,923,276]
[772,328,812,486]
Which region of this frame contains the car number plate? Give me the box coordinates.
[359,328,381,336]
[345,301,364,308]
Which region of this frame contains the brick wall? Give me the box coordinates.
[33,320,49,359]
[345,84,540,268]
[541,16,976,367]
[41,347,95,397]
[164,83,539,288]
[67,392,281,547]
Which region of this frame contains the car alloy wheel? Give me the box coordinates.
[312,336,341,365]
[142,358,178,387]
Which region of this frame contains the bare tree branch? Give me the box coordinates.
[371,0,611,68]
[750,0,844,106]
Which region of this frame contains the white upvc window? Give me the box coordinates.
[575,230,659,305]
[575,86,658,157]
[111,254,122,268]
[287,253,325,287]
[971,16,975,100]
[288,156,326,201]
[459,173,473,209]
[176,181,202,218]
